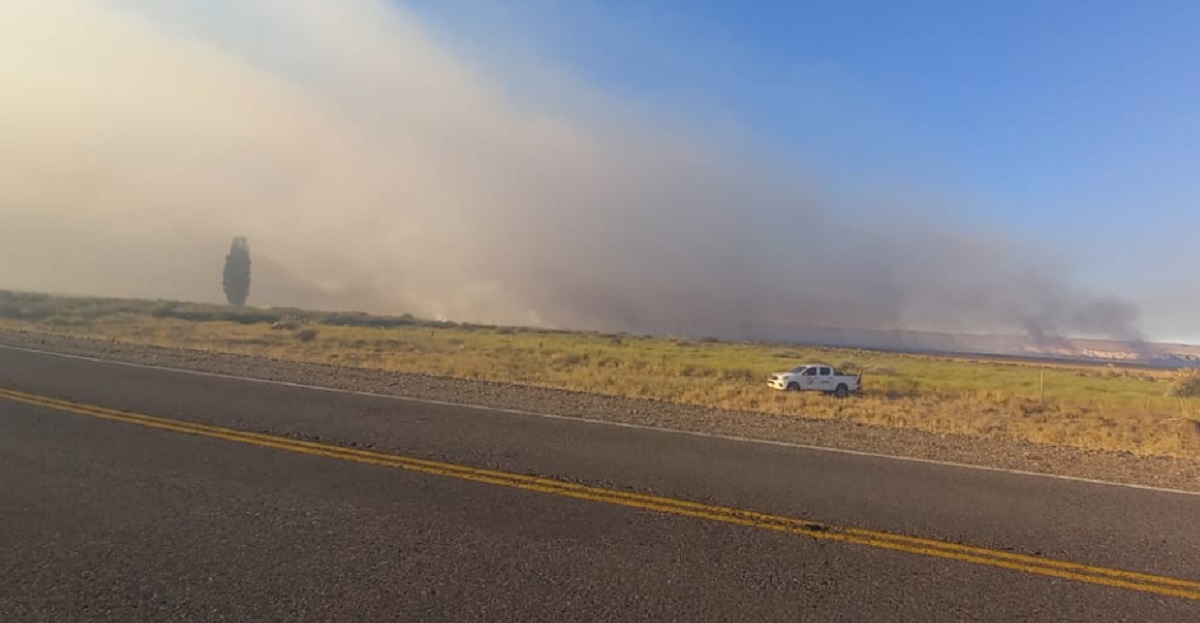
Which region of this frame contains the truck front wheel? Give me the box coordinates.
[786,382,800,392]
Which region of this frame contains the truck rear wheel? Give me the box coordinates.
[834,384,849,398]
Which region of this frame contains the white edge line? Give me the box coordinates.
[3,343,1199,498]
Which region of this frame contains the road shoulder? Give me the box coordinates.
[2,328,1198,493]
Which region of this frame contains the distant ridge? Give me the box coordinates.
[744,326,1200,369]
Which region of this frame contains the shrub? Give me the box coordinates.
[1171,371,1200,398]
[227,311,280,325]
[295,329,319,343]
[882,378,922,399]
[0,303,53,321]
[44,313,85,327]
[722,368,756,381]
[150,303,178,318]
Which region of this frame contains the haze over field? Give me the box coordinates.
[0,0,1191,342]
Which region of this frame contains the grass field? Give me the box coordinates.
[3,290,1199,458]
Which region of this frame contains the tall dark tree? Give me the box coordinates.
[222,236,251,306]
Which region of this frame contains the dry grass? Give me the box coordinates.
[3,290,1199,458]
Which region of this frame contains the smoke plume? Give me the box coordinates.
[0,0,1141,341]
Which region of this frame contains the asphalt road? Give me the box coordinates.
[1,346,1198,621]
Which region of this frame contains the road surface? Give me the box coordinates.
[1,345,1198,621]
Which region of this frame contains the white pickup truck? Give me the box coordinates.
[767,363,862,397]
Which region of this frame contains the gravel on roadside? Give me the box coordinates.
[3,328,1199,493]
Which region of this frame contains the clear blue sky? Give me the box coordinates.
[405,0,1200,340]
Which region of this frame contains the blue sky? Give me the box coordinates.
[408,0,1200,228]
[403,0,1199,340]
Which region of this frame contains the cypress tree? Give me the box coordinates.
[222,236,251,306]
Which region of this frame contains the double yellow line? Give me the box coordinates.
[4,386,1199,602]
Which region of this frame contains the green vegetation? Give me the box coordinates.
[2,289,1198,458]
[1174,370,1200,398]
[222,236,251,306]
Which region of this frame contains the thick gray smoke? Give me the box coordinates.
[0,0,1141,341]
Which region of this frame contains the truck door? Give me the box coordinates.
[819,366,833,389]
[803,367,819,389]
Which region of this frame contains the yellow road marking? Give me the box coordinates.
[3,386,1200,601]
